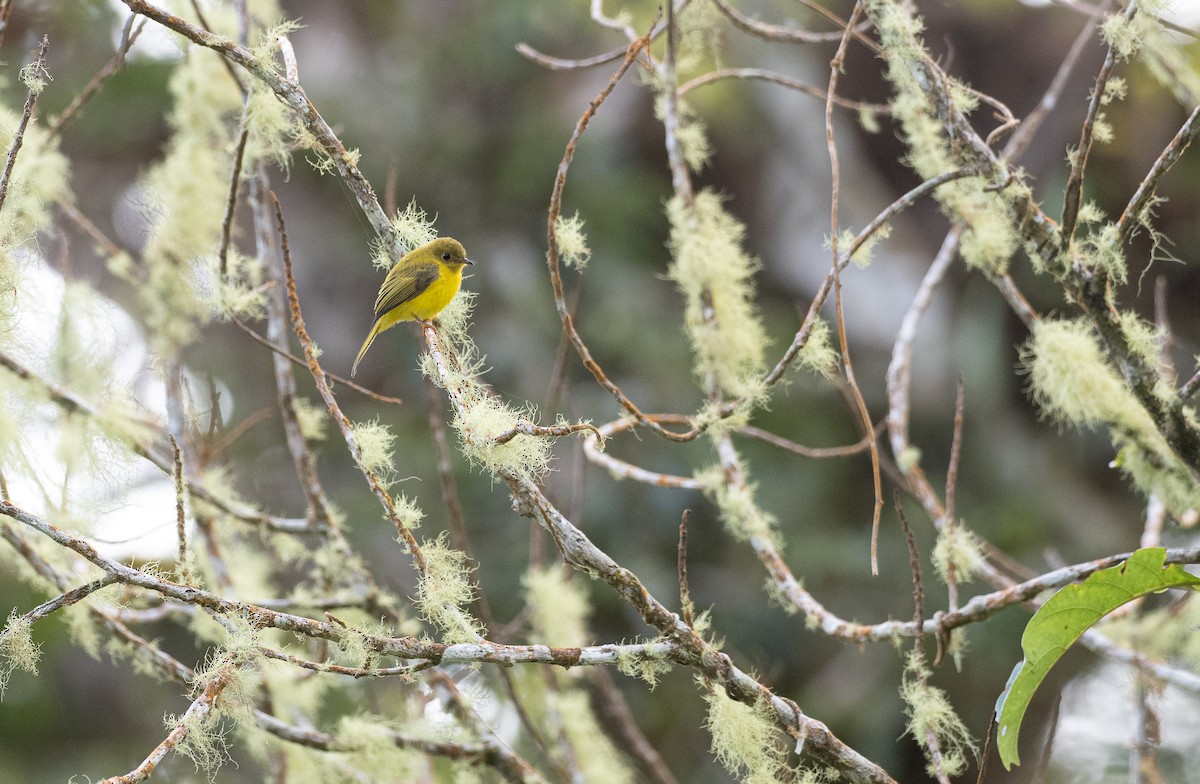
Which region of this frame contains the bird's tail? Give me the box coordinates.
[351,320,383,377]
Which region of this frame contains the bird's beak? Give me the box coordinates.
[463,258,474,265]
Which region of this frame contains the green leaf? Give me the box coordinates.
[995,548,1200,769]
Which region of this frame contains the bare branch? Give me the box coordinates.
[0,37,49,217]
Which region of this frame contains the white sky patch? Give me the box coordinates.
[108,0,185,62]
[421,668,521,747]
[1019,0,1200,27]
[1049,660,1200,782]
[6,256,229,562]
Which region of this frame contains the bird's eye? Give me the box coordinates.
[441,252,452,261]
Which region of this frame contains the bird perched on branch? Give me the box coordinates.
[351,237,473,377]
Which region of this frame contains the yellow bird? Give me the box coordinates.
[351,237,473,377]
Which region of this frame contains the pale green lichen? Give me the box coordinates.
[243,20,304,169]
[797,316,840,380]
[1116,310,1173,402]
[1076,200,1105,226]
[173,619,263,776]
[243,84,297,172]
[18,58,49,95]
[166,700,232,776]
[704,687,787,783]
[391,198,439,258]
[1101,7,1162,61]
[203,251,267,321]
[859,106,882,134]
[455,390,552,482]
[555,211,592,270]
[615,648,673,687]
[248,18,303,76]
[523,566,590,648]
[930,522,984,585]
[1076,222,1126,283]
[330,716,424,782]
[1113,446,1200,518]
[837,223,893,268]
[1102,76,1128,105]
[900,651,974,777]
[124,48,243,354]
[389,493,426,539]
[415,534,484,643]
[1024,319,1200,514]
[676,0,724,74]
[348,418,398,486]
[0,95,69,331]
[697,462,779,544]
[1023,319,1154,435]
[420,295,554,483]
[0,614,39,697]
[292,395,328,442]
[676,113,713,172]
[652,92,713,172]
[667,190,768,398]
[866,0,1020,275]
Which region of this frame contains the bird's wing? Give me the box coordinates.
[373,260,440,319]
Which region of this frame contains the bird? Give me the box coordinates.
[351,237,473,377]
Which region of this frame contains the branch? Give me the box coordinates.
[98,663,238,784]
[1117,100,1200,242]
[420,323,896,783]
[679,67,889,113]
[0,36,49,216]
[119,1,393,245]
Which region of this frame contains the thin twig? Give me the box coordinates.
[420,324,897,782]
[6,575,118,628]
[494,419,600,445]
[0,37,49,217]
[121,0,393,244]
[943,381,966,615]
[217,123,250,277]
[1060,2,1135,247]
[0,0,15,49]
[99,663,239,784]
[679,67,889,113]
[49,17,145,138]
[712,0,872,44]
[545,23,697,442]
[256,174,337,534]
[1117,100,1200,243]
[898,497,953,784]
[739,419,883,458]
[272,192,435,578]
[677,509,694,627]
[517,40,648,71]
[661,0,693,207]
[170,435,190,576]
[824,3,882,575]
[885,229,960,526]
[582,415,705,489]
[975,714,996,784]
[429,671,549,784]
[1002,5,1104,162]
[592,667,682,784]
[231,318,403,404]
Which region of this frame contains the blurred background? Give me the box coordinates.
[2,0,1200,781]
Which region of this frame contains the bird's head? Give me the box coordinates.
[426,237,472,267]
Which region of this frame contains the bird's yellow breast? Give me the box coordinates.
[378,263,464,330]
